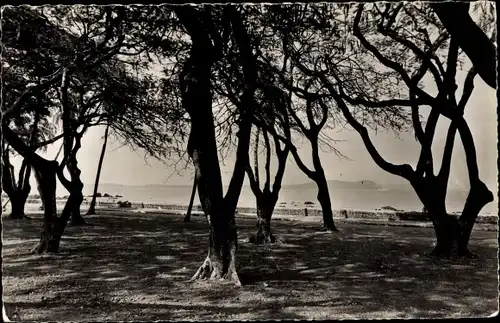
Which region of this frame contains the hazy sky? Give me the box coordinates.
[7,62,497,201]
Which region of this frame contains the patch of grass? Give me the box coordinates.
[1,211,498,321]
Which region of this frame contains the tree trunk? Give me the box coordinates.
[426,203,459,258]
[184,176,198,222]
[9,194,28,220]
[180,49,241,284]
[51,194,81,251]
[315,175,338,232]
[191,204,240,283]
[58,129,87,227]
[2,157,32,220]
[70,190,85,226]
[31,164,60,254]
[412,177,458,258]
[86,123,109,215]
[456,180,494,256]
[415,177,492,259]
[250,196,276,244]
[66,165,86,226]
[175,6,256,286]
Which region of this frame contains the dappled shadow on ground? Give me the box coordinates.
[2,211,498,321]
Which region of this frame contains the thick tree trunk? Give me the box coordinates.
[413,178,460,258]
[62,160,87,227]
[415,178,493,259]
[9,194,28,220]
[33,173,83,253]
[51,194,81,251]
[191,205,240,283]
[31,164,60,254]
[59,131,87,226]
[426,204,459,258]
[176,6,255,286]
[456,180,494,256]
[184,176,198,222]
[250,196,276,244]
[86,123,109,215]
[180,52,242,284]
[70,189,85,226]
[315,175,338,232]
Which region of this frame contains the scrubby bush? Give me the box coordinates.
[304,201,314,205]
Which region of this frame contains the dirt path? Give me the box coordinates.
[2,211,498,320]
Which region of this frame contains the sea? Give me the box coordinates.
[81,183,498,215]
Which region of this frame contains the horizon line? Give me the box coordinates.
[88,180,470,191]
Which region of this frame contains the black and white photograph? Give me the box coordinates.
[1,1,498,320]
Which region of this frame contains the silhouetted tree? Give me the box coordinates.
[246,125,290,243]
[174,5,259,284]
[1,103,61,220]
[2,148,31,220]
[284,3,494,258]
[2,5,160,252]
[86,122,110,215]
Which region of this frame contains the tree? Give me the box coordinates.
[245,125,290,243]
[86,122,110,215]
[2,126,61,253]
[2,145,31,220]
[213,50,293,243]
[173,5,259,285]
[276,88,341,232]
[1,5,152,252]
[286,3,494,257]
[1,110,60,220]
[55,68,89,226]
[255,5,359,232]
[207,9,294,242]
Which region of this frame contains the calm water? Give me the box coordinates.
[85,183,498,215]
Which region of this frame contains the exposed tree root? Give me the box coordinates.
[190,257,242,286]
[30,235,60,254]
[30,243,45,255]
[30,244,59,254]
[318,225,339,233]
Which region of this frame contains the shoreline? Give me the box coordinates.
[4,198,497,225]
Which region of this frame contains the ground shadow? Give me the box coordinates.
[2,210,498,320]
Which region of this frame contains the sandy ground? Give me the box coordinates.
[1,210,498,321]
